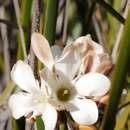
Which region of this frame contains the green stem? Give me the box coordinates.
[59,123,65,130]
[36,116,44,130]
[100,7,130,130]
[16,0,32,59]
[44,0,59,45]
[0,80,15,106]
[93,0,125,24]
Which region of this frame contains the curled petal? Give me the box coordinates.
[8,92,33,119]
[74,35,104,55]
[42,103,57,130]
[75,73,110,96]
[11,60,39,93]
[31,32,54,70]
[70,98,98,125]
[96,60,113,74]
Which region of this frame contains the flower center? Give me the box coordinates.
[56,87,71,102]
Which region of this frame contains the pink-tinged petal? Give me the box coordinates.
[70,98,98,125]
[8,92,33,119]
[96,60,113,74]
[90,54,101,72]
[31,32,54,70]
[75,73,110,96]
[55,49,81,80]
[11,60,39,93]
[74,35,104,55]
[42,103,57,130]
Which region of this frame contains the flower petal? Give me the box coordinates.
[42,103,57,130]
[11,60,39,93]
[75,73,110,96]
[8,92,33,119]
[74,35,104,55]
[31,32,54,70]
[41,68,78,110]
[51,45,62,61]
[70,98,98,125]
[55,48,81,80]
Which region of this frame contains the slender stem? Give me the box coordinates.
[13,0,27,58]
[59,123,65,130]
[44,0,59,45]
[36,116,44,130]
[62,0,69,43]
[111,0,129,64]
[0,7,10,83]
[84,0,96,34]
[31,0,40,33]
[93,0,125,24]
[118,101,130,111]
[0,18,29,32]
[100,7,130,130]
[0,18,18,29]
[0,81,15,106]
[30,0,42,71]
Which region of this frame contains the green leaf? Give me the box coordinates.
[114,90,130,130]
[44,0,58,45]
[100,6,130,130]
[17,0,32,59]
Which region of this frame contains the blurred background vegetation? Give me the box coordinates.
[0,0,130,130]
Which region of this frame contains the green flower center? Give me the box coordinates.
[57,88,71,102]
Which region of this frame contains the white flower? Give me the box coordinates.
[73,35,112,74]
[8,60,57,130]
[31,33,111,125]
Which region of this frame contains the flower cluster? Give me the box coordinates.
[8,33,112,130]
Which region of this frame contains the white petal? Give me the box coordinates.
[75,73,110,96]
[51,45,62,61]
[8,92,33,119]
[42,103,57,130]
[40,67,58,92]
[70,98,98,125]
[31,32,54,70]
[55,49,81,80]
[11,60,39,93]
[92,40,104,55]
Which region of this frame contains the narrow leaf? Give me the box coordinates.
[100,6,130,130]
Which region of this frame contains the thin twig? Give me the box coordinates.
[0,7,10,83]
[93,0,125,24]
[13,0,27,58]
